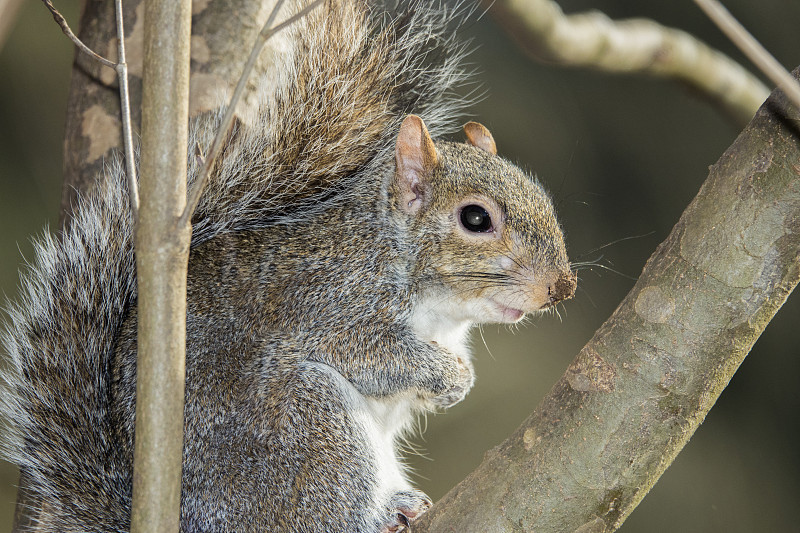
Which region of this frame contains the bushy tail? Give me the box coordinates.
[1,163,136,531]
[190,0,473,241]
[1,0,471,529]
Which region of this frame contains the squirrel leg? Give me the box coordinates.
[318,326,475,408]
[261,361,427,532]
[179,358,419,532]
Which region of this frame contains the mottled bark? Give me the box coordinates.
[60,0,276,225]
[415,84,800,532]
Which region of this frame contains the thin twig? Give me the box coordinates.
[41,0,116,69]
[180,0,324,226]
[115,0,140,227]
[42,0,139,225]
[694,0,800,111]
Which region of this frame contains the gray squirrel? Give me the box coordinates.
[0,0,575,531]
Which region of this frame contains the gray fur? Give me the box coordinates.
[1,1,573,531]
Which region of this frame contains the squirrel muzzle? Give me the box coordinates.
[547,269,577,308]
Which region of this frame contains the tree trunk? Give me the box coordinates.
[59,0,276,223]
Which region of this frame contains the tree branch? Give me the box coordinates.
[114,0,140,227]
[41,0,141,226]
[694,0,800,111]
[415,81,800,532]
[484,0,770,126]
[40,0,116,68]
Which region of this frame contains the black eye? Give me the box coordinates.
[460,204,492,232]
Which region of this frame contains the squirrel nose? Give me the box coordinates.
[548,270,577,305]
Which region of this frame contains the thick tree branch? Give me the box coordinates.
[485,0,770,126]
[415,82,800,531]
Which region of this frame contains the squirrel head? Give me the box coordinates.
[393,115,576,325]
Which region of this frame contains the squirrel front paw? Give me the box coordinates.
[429,356,474,409]
[380,489,432,532]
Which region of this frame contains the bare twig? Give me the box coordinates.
[42,0,140,225]
[41,0,116,69]
[694,0,800,112]
[180,0,324,226]
[485,0,770,125]
[114,0,140,227]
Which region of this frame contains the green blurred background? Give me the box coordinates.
[1,1,798,531]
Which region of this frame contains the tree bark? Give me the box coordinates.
[414,83,800,532]
[59,0,277,224]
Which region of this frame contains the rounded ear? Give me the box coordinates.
[395,115,438,214]
[463,121,497,155]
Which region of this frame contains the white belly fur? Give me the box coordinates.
[302,292,474,515]
[311,362,417,516]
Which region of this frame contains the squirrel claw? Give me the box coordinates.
[381,489,432,532]
[429,356,474,409]
[381,513,409,533]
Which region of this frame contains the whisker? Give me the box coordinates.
[573,231,655,260]
[477,324,495,360]
[581,262,638,280]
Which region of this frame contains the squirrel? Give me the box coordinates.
[1,0,576,531]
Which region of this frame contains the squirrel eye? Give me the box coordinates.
[460,204,492,233]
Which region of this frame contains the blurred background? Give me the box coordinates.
[1,0,798,531]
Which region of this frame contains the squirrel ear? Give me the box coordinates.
[395,115,438,214]
[463,121,497,155]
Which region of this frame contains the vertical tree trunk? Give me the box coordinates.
[59,0,277,223]
[128,0,192,530]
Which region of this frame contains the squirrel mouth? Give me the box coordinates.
[490,300,525,323]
